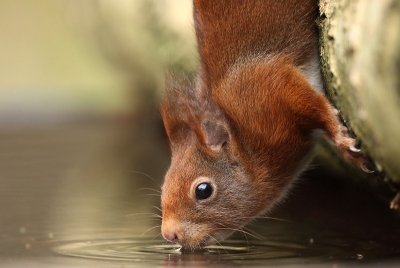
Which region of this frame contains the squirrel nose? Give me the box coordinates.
[163,232,179,243]
[162,219,181,243]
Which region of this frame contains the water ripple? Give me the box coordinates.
[53,237,337,264]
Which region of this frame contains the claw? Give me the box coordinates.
[332,123,372,174]
[360,162,374,173]
[390,193,400,210]
[338,140,373,173]
[349,145,361,153]
[333,108,339,116]
[341,126,349,136]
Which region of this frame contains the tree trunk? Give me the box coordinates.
[318,0,400,187]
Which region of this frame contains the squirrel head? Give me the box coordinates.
[159,69,303,247]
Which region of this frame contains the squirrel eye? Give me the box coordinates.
[195,183,213,200]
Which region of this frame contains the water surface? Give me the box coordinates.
[1,121,399,267]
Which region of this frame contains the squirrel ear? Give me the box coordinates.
[201,120,229,152]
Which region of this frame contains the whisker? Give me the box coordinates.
[227,214,290,223]
[215,227,261,240]
[152,206,162,213]
[126,214,162,227]
[136,187,162,194]
[196,240,201,252]
[207,234,227,254]
[257,215,291,222]
[238,227,250,249]
[143,193,162,197]
[125,212,161,218]
[137,218,162,223]
[151,232,163,241]
[242,226,266,241]
[140,225,161,237]
[129,170,162,188]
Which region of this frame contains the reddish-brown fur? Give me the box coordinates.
[160,0,368,249]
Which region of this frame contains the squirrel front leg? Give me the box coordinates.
[261,58,372,173]
[312,92,372,173]
[276,59,372,173]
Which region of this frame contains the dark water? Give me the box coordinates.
[1,121,400,267]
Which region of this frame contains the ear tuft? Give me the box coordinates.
[201,120,229,152]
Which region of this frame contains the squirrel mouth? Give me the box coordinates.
[179,230,235,250]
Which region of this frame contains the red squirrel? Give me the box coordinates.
[160,0,369,248]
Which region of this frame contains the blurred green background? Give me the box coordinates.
[0,0,197,124]
[0,0,199,243]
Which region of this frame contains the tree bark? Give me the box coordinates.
[318,0,400,186]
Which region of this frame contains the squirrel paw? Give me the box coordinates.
[390,193,400,210]
[335,135,373,173]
